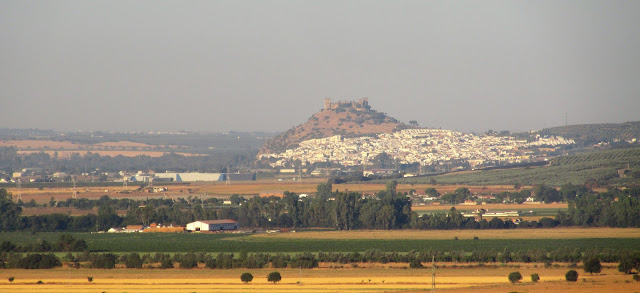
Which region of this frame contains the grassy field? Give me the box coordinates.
[0,265,634,293]
[2,228,639,253]
[250,227,640,240]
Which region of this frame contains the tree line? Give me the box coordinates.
[3,249,640,274]
[1,183,640,232]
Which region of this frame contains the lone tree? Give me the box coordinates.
[267,272,282,284]
[87,277,93,283]
[409,259,423,268]
[583,257,602,275]
[240,273,253,284]
[508,271,522,284]
[565,270,578,282]
[8,277,14,283]
[531,273,540,283]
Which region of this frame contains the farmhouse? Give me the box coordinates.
[186,220,239,232]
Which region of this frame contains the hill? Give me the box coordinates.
[537,121,640,145]
[400,147,640,187]
[259,98,409,154]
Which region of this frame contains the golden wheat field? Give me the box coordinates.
[0,265,635,293]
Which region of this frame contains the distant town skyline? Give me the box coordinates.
[1,1,639,134]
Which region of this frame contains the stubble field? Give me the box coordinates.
[5,181,524,205]
[0,265,635,293]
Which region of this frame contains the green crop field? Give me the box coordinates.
[2,232,639,253]
[401,147,640,186]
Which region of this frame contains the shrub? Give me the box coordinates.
[618,258,635,274]
[160,259,174,269]
[565,270,578,282]
[205,258,217,269]
[290,252,318,269]
[267,271,282,284]
[409,259,423,268]
[180,256,198,269]
[583,257,602,275]
[633,274,640,282]
[180,253,198,269]
[8,277,14,283]
[16,254,61,269]
[0,241,17,252]
[508,271,522,284]
[240,272,253,283]
[531,273,540,283]
[90,253,117,269]
[87,277,93,283]
[124,253,143,268]
[55,234,88,252]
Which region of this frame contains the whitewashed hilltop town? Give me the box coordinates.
[260,128,575,170]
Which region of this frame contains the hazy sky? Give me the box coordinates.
[1,1,639,134]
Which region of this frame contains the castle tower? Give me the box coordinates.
[324,98,331,110]
[359,97,370,111]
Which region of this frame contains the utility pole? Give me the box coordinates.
[72,176,77,199]
[431,255,436,292]
[15,179,22,202]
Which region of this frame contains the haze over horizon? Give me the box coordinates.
[1,1,639,134]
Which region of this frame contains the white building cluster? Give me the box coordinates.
[260,129,575,168]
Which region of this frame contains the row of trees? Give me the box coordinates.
[0,182,413,231]
[2,183,640,232]
[3,249,639,274]
[563,188,640,227]
[0,235,86,253]
[2,253,61,269]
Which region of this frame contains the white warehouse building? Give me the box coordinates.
[186,220,239,232]
[154,172,225,182]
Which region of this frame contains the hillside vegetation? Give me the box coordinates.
[538,121,640,145]
[402,147,640,186]
[259,107,407,155]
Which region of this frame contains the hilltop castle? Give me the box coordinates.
[324,98,371,112]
